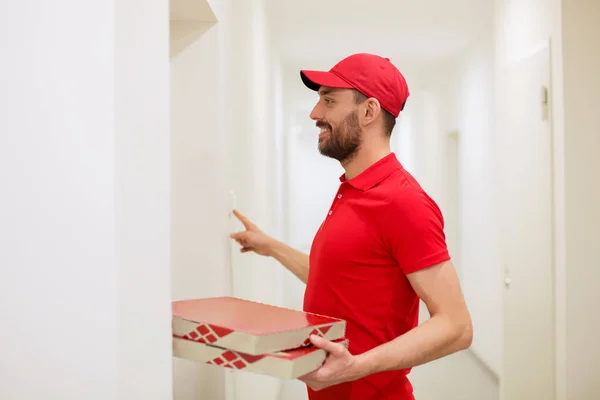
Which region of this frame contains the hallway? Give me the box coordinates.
[2,0,600,398]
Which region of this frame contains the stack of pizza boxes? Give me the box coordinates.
[172,296,348,379]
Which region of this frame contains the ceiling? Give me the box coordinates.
[267,0,493,70]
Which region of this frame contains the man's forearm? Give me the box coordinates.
[354,314,472,376]
[268,239,310,284]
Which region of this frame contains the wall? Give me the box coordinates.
[497,0,600,398]
[170,0,284,398]
[453,39,500,375]
[217,0,284,398]
[0,0,283,398]
[561,0,600,397]
[0,0,172,399]
[494,0,562,397]
[170,10,228,400]
[0,1,118,397]
[117,0,173,399]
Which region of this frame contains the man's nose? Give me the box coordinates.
[309,103,322,121]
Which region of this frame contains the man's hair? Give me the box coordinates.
[353,90,397,137]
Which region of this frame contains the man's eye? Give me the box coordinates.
[324,98,333,104]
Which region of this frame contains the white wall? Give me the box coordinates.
[494,0,562,397]
[117,1,173,399]
[170,0,284,398]
[561,0,600,397]
[451,38,501,375]
[0,0,172,399]
[218,0,284,398]
[170,10,228,400]
[496,0,600,398]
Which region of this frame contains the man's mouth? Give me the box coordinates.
[318,125,331,140]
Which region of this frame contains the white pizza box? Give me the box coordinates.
[172,296,346,355]
[173,336,349,380]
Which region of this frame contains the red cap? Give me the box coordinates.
[300,53,410,118]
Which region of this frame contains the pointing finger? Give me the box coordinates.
[232,209,256,230]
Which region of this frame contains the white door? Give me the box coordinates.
[500,42,555,399]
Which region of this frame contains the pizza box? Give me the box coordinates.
[172,296,346,355]
[172,336,348,380]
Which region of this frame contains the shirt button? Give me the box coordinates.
[328,210,333,215]
[337,194,342,199]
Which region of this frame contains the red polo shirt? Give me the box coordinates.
[303,153,451,400]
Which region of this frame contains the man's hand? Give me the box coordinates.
[229,209,310,283]
[229,209,275,257]
[298,335,366,391]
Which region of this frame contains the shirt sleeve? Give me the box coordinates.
[382,189,451,275]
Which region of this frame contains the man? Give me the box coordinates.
[230,53,472,400]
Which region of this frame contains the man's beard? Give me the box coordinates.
[317,110,361,163]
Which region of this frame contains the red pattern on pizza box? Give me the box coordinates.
[173,336,349,380]
[172,297,346,355]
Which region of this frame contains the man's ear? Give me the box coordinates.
[363,98,382,124]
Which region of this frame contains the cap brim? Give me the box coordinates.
[300,70,354,91]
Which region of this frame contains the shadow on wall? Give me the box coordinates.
[171,22,216,58]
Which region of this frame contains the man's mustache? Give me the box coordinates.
[316,121,331,130]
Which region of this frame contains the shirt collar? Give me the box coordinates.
[339,152,403,191]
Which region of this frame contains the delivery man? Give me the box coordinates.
[230,53,472,400]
